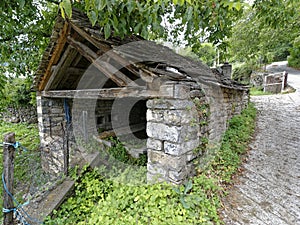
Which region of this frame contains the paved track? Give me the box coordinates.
[221,62,300,225]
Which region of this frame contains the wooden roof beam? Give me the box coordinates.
[72,23,140,76]
[38,22,70,91]
[38,87,163,99]
[45,45,78,90]
[67,36,137,87]
[70,22,140,78]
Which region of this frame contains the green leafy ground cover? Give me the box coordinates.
[45,103,257,225]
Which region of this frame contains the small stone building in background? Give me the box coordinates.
[34,9,249,184]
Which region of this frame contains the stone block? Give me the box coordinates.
[148,150,186,171]
[173,84,190,99]
[163,110,182,125]
[147,163,167,177]
[147,138,163,151]
[147,99,194,110]
[164,139,199,156]
[169,169,187,182]
[147,122,182,142]
[147,99,169,109]
[159,84,174,98]
[51,108,63,114]
[147,109,164,122]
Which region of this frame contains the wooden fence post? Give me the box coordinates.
[3,132,16,225]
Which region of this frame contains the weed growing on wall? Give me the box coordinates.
[45,103,257,225]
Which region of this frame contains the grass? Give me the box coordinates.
[250,87,272,96]
[0,121,49,221]
[45,103,257,225]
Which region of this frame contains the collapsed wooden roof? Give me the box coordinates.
[34,8,246,98]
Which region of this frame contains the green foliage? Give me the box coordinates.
[0,77,35,108]
[45,103,257,225]
[250,87,272,96]
[192,43,217,67]
[61,0,244,47]
[107,137,147,166]
[208,103,257,183]
[288,37,300,68]
[228,1,299,65]
[232,63,253,85]
[0,121,48,221]
[46,171,221,225]
[0,0,57,78]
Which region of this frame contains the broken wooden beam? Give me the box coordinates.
[38,86,164,99]
[67,36,137,87]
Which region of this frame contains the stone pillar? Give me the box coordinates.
[221,62,232,79]
[37,95,65,174]
[146,83,201,184]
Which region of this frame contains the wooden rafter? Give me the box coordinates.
[44,45,78,90]
[67,36,137,87]
[38,87,165,99]
[70,22,140,78]
[38,22,70,91]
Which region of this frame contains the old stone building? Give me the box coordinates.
[34,9,249,184]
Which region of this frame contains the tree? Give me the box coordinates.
[228,0,300,67]
[288,37,300,68]
[63,0,244,48]
[0,1,57,78]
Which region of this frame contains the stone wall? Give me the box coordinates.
[207,86,249,142]
[146,82,249,184]
[0,106,37,124]
[37,96,67,174]
[37,81,249,184]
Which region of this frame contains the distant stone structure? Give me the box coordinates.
[263,72,288,94]
[0,106,37,124]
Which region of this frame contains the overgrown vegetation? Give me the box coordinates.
[232,63,253,85]
[45,103,257,225]
[288,37,300,68]
[0,77,35,108]
[107,137,147,166]
[0,121,49,221]
[250,87,272,96]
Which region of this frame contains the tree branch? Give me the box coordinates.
[45,0,60,5]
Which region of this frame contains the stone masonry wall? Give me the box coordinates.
[206,86,249,142]
[37,81,249,183]
[38,96,115,175]
[146,82,210,184]
[0,106,37,124]
[37,96,66,174]
[146,82,249,184]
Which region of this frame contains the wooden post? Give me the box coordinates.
[3,132,15,225]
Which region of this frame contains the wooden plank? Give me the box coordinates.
[44,45,78,90]
[38,87,164,99]
[39,22,70,91]
[67,36,137,87]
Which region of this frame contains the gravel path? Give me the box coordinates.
[221,62,300,225]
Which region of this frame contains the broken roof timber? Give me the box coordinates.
[38,86,166,99]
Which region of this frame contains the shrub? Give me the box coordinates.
[232,64,253,85]
[288,37,300,68]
